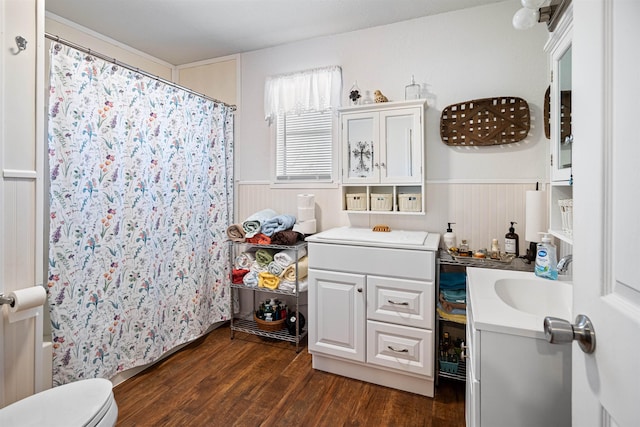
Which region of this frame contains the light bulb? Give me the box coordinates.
[521,0,545,9]
[512,7,540,30]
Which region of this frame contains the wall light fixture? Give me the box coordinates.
[512,0,564,31]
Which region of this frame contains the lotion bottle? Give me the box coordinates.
[443,222,457,250]
[535,233,558,280]
[504,221,520,256]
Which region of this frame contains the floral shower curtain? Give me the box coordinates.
[46,44,233,385]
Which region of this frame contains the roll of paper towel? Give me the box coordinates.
[297,207,315,222]
[297,194,315,209]
[293,219,317,235]
[525,190,547,242]
[7,286,46,313]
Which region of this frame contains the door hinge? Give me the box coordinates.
[550,154,553,166]
[550,70,553,83]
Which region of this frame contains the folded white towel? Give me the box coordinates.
[267,261,284,276]
[278,278,308,293]
[234,252,255,270]
[242,271,258,287]
[249,260,267,274]
[273,247,308,268]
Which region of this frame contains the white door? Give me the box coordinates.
[571,1,640,425]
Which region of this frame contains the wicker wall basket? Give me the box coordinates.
[440,97,530,146]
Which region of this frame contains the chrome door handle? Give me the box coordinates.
[543,314,596,354]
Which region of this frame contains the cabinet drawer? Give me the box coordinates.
[366,320,434,377]
[308,242,435,281]
[367,276,434,329]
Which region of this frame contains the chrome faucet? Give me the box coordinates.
[557,254,573,274]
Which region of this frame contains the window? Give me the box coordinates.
[275,110,333,181]
[264,65,342,184]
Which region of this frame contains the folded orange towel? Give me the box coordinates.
[246,233,271,245]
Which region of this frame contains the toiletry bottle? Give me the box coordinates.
[443,222,457,250]
[490,238,500,259]
[535,233,558,280]
[505,221,520,256]
[459,240,469,256]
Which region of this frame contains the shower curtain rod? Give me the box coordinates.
[45,32,237,111]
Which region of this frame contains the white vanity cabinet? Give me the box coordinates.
[341,100,426,213]
[465,268,572,427]
[307,228,440,397]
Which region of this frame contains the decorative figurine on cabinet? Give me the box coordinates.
[374,90,389,103]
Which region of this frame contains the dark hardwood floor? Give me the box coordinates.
[113,323,465,426]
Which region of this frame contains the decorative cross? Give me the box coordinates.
[351,141,372,174]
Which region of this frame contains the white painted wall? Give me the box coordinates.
[45,15,174,79]
[237,1,549,183]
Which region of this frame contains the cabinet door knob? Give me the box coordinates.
[374,163,379,168]
[357,287,363,293]
[380,162,386,168]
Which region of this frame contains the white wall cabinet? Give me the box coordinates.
[545,6,573,244]
[307,229,439,397]
[340,100,426,214]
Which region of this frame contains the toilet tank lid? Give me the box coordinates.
[0,378,115,427]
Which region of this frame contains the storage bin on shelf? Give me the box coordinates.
[370,193,392,211]
[398,193,422,212]
[346,193,367,211]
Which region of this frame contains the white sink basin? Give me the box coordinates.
[494,278,572,318]
[467,268,573,338]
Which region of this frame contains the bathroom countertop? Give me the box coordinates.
[466,267,572,340]
[306,226,440,251]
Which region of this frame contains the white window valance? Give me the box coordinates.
[264,65,342,122]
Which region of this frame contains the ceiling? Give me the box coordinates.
[45,0,505,65]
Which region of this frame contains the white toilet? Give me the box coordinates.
[0,378,118,426]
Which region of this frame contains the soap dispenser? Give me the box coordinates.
[535,233,558,280]
[505,221,520,256]
[443,223,457,250]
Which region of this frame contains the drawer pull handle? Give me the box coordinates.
[387,346,409,353]
[387,300,409,306]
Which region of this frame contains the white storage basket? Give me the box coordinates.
[398,193,422,212]
[346,193,367,211]
[370,193,392,211]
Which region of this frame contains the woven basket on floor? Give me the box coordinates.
[254,314,286,332]
[440,96,530,146]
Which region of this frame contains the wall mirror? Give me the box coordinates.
[557,44,572,172]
